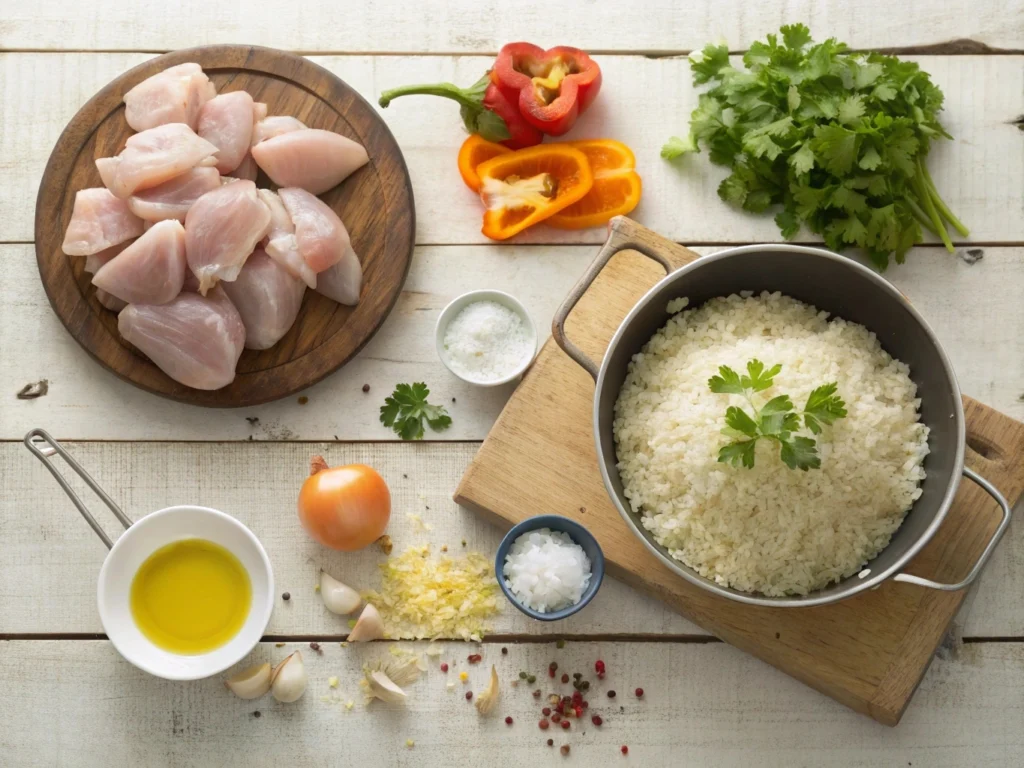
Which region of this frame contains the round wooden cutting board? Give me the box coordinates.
[35,45,415,407]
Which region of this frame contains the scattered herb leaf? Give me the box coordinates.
[380,383,452,440]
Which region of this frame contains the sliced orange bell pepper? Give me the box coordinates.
[457,135,511,193]
[547,139,642,229]
[476,144,593,241]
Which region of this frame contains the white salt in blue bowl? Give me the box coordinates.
[495,515,604,621]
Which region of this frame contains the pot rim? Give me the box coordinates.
[592,243,966,608]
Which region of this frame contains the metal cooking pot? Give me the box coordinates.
[552,219,1011,607]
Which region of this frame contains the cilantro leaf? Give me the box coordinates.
[719,440,758,469]
[379,382,452,440]
[803,382,847,432]
[725,406,759,437]
[666,24,965,268]
[708,365,745,394]
[780,436,820,471]
[741,359,781,392]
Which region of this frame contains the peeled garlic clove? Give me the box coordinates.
[225,662,271,699]
[319,571,361,615]
[475,665,499,715]
[348,603,384,642]
[270,651,307,703]
[366,669,407,703]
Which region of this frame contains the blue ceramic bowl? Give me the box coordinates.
[495,515,605,621]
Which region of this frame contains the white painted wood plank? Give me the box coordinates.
[0,441,703,637]
[2,53,1021,246]
[1,0,1020,53]
[1,640,1022,766]
[2,440,1021,637]
[3,244,1022,441]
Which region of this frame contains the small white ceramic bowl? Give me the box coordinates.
[435,289,538,386]
[97,505,274,681]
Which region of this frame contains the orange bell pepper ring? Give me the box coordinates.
[547,139,642,229]
[476,144,594,241]
[457,135,511,193]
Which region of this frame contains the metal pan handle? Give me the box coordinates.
[893,466,1011,591]
[552,217,685,380]
[24,428,133,549]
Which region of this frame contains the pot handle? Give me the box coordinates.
[893,466,1011,591]
[552,217,682,380]
[24,428,132,549]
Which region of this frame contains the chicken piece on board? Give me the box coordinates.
[251,115,307,145]
[227,152,259,182]
[62,188,145,256]
[123,63,216,132]
[197,91,256,174]
[82,241,132,312]
[257,188,316,289]
[251,129,368,194]
[185,180,271,295]
[118,285,245,390]
[91,220,187,305]
[97,123,219,199]
[221,248,306,350]
[127,167,221,222]
[314,247,363,306]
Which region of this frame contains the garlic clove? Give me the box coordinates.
[348,603,384,642]
[225,662,272,700]
[319,571,362,615]
[475,664,499,715]
[366,669,407,703]
[270,651,308,703]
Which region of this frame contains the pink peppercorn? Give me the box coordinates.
[539,718,550,730]
[592,715,603,726]
[465,691,473,701]
[561,719,570,730]
[635,687,644,698]
[440,663,449,672]
[505,716,513,725]
[542,707,551,716]
[621,745,629,755]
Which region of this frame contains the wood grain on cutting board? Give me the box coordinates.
[456,218,1024,726]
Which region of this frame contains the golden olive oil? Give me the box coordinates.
[130,538,251,654]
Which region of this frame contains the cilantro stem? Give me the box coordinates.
[919,158,970,237]
[911,158,953,252]
[905,196,940,237]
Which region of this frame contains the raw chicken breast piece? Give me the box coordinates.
[252,115,307,145]
[253,102,269,122]
[197,91,256,174]
[185,180,271,294]
[221,248,306,349]
[127,167,221,222]
[252,129,368,194]
[118,286,245,390]
[124,63,216,132]
[257,188,317,288]
[92,220,187,305]
[83,241,132,274]
[62,188,145,256]
[95,289,128,313]
[314,246,363,306]
[228,152,259,182]
[182,268,201,293]
[277,187,352,273]
[97,123,219,199]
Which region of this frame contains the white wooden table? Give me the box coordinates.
[1,2,1023,765]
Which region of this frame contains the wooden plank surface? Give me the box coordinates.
[1,640,1022,767]
[2,53,1022,246]
[2,440,1022,638]
[4,244,1022,441]
[2,0,1021,53]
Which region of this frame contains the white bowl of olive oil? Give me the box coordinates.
[25,430,274,681]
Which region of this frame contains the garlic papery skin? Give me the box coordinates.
[270,651,307,703]
[225,662,272,700]
[366,670,407,703]
[348,603,384,642]
[320,571,361,615]
[475,665,499,715]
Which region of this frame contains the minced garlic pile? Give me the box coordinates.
[362,545,500,641]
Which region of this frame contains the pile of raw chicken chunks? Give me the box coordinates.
[60,63,369,390]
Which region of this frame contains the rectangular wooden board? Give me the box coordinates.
[456,217,1024,726]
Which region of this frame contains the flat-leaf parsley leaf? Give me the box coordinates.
[380,382,452,440]
[709,359,846,471]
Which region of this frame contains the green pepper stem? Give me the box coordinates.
[919,157,970,237]
[379,82,478,109]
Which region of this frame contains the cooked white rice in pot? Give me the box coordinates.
[612,291,930,597]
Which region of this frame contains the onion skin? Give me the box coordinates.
[298,458,391,551]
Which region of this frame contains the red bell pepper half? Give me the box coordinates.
[491,43,602,136]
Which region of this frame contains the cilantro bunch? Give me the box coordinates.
[380,382,452,440]
[663,24,968,269]
[709,360,847,471]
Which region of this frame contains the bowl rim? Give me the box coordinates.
[97,504,275,680]
[495,514,605,621]
[435,289,539,387]
[592,243,965,608]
